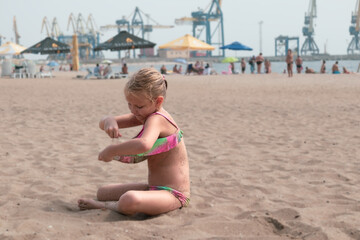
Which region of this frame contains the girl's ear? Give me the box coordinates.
[155,96,164,109]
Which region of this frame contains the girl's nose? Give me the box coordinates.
[130,107,137,115]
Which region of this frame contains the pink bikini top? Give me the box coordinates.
[113,112,183,163]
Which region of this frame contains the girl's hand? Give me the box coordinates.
[104,117,122,138]
[98,146,114,162]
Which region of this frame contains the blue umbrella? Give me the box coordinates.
[47,61,59,67]
[173,58,187,64]
[220,41,253,51]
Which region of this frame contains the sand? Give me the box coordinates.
[0,71,359,240]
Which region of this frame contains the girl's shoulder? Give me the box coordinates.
[148,111,177,127]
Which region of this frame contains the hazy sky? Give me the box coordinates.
[0,0,357,58]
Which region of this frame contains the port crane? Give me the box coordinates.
[53,13,101,59]
[51,18,63,38]
[301,0,319,55]
[100,7,173,58]
[41,17,63,39]
[13,16,21,44]
[41,17,52,37]
[100,7,173,40]
[347,0,360,54]
[175,0,224,57]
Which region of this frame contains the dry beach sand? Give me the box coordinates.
[0,71,359,239]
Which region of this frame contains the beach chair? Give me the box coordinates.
[26,61,37,78]
[12,66,24,78]
[37,71,53,78]
[41,72,53,78]
[114,72,128,78]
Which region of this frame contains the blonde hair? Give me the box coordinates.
[125,67,167,101]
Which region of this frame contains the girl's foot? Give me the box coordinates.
[78,198,105,210]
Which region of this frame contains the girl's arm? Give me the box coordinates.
[98,115,164,162]
[99,113,142,138]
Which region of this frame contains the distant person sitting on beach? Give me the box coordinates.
[193,61,204,74]
[94,64,101,77]
[173,64,179,74]
[241,58,246,74]
[186,63,201,75]
[77,68,190,216]
[203,63,211,75]
[332,61,340,74]
[121,63,128,74]
[264,59,271,74]
[160,65,167,74]
[295,56,303,74]
[343,67,351,74]
[305,67,315,74]
[320,60,326,74]
[178,65,183,74]
[85,64,102,79]
[255,53,264,74]
[103,64,113,78]
[203,63,217,75]
[286,49,294,77]
[186,64,193,75]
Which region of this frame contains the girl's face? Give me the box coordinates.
[125,91,162,122]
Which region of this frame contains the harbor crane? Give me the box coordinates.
[41,17,63,38]
[100,7,173,58]
[51,18,63,38]
[13,16,21,44]
[347,0,360,54]
[87,14,100,39]
[301,0,319,55]
[100,7,173,40]
[50,13,102,59]
[41,17,52,37]
[175,0,224,57]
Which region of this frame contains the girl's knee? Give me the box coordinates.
[118,191,142,213]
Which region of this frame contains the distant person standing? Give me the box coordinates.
[286,49,294,77]
[249,56,255,74]
[264,59,271,73]
[295,55,303,74]
[241,58,246,74]
[320,60,326,74]
[255,53,264,74]
[332,61,340,74]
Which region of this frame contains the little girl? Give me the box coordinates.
[78,68,190,216]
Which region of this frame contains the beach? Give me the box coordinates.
[0,71,359,239]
